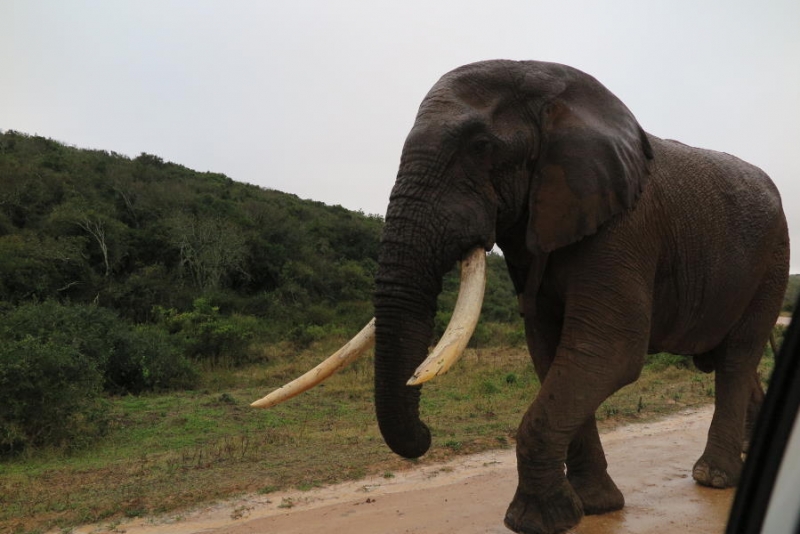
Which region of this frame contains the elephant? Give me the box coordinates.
[253,60,790,534]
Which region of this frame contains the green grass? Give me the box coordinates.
[0,328,784,534]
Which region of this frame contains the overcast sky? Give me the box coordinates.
[2,1,799,272]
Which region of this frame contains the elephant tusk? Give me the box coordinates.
[250,318,375,409]
[407,247,487,386]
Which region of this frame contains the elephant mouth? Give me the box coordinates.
[250,247,487,409]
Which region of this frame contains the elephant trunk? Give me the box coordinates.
[373,253,441,457]
[373,191,447,459]
[373,294,434,459]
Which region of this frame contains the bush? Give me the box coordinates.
[0,337,108,456]
[0,301,198,395]
[105,325,198,394]
[154,298,260,366]
[288,322,350,348]
[0,300,117,370]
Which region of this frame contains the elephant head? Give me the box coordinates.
[252,60,653,459]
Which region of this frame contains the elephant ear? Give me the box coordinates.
[526,67,653,253]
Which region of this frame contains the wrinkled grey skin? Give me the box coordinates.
[372,60,789,534]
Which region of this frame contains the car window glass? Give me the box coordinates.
[761,407,800,532]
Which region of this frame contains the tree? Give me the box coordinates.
[76,214,111,276]
[48,202,127,278]
[166,213,249,290]
[0,233,88,302]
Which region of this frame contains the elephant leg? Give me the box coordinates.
[567,417,625,514]
[692,350,755,488]
[743,371,764,453]
[505,344,642,534]
[529,318,623,516]
[693,262,785,488]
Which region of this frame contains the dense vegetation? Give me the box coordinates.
[0,130,518,456]
[0,130,388,321]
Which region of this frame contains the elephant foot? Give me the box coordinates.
[692,455,742,488]
[568,469,625,515]
[504,481,584,534]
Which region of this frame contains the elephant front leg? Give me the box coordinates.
[505,405,584,534]
[505,354,632,533]
[566,417,624,514]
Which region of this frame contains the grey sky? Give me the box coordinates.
[2,0,798,272]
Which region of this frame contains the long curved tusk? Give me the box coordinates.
[407,247,486,386]
[251,318,375,409]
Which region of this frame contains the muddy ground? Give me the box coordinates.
[72,405,736,534]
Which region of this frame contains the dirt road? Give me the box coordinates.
[73,405,735,534]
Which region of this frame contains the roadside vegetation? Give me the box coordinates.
[0,131,796,533]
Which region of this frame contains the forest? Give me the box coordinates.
[0,130,796,457]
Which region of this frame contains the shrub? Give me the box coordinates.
[154,298,260,366]
[105,325,198,394]
[0,301,198,395]
[288,322,349,348]
[0,300,117,370]
[0,337,108,456]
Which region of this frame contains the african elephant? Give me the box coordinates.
[254,60,790,534]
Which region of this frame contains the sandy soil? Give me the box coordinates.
[72,405,736,534]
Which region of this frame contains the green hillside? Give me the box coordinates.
[0,130,386,322]
[0,130,519,454]
[0,129,518,328]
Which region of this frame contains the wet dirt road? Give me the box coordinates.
[74,405,734,534]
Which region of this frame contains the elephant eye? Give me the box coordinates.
[467,136,495,160]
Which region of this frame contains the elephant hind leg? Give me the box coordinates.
[694,252,787,488]
[694,355,765,487]
[693,358,753,488]
[743,372,764,453]
[693,355,763,453]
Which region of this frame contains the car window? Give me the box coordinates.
[761,406,800,532]
[726,307,800,534]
